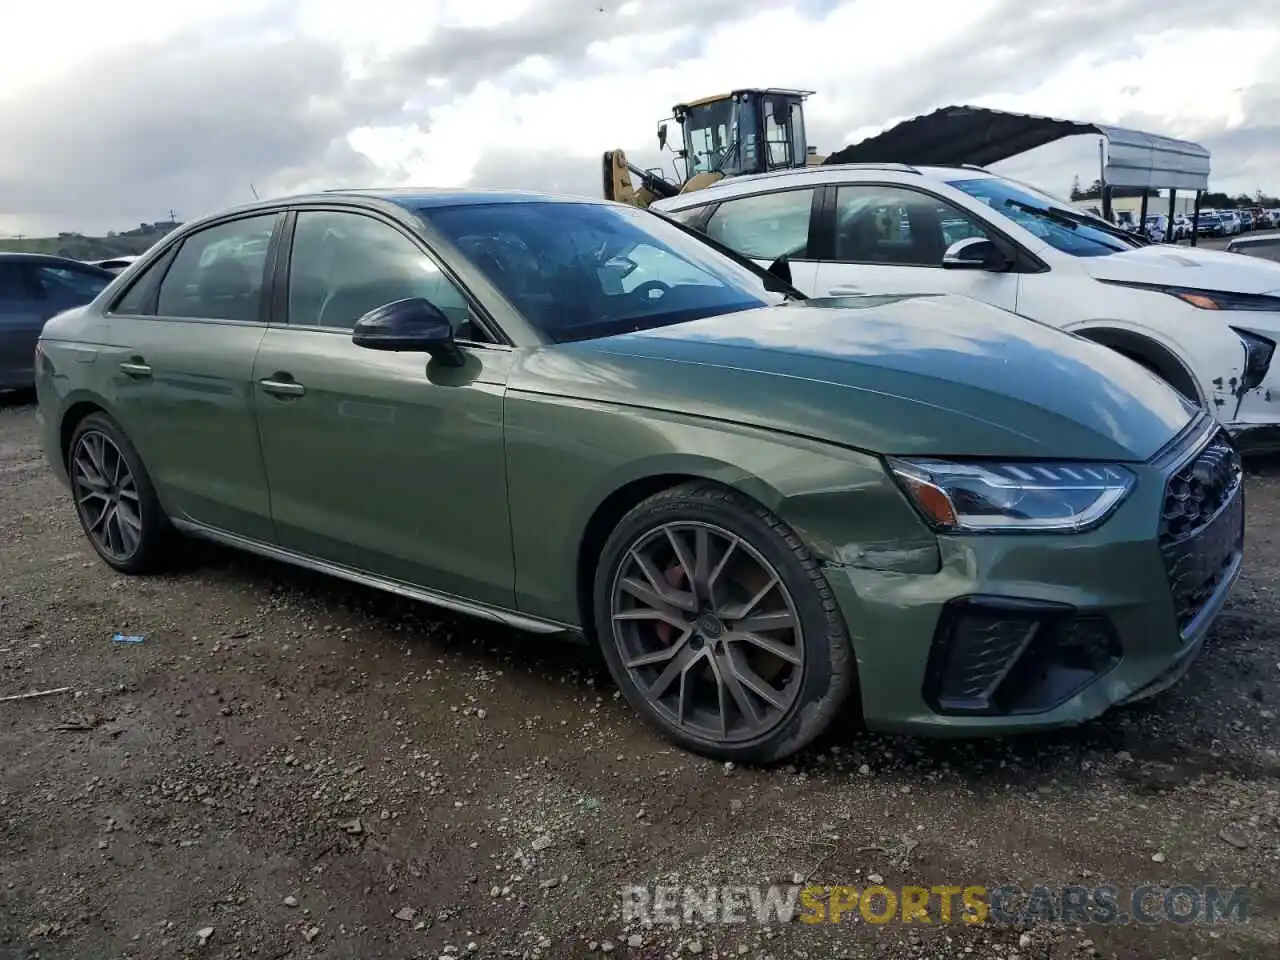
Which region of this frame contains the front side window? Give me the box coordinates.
[420,200,786,343]
[156,214,277,322]
[287,210,486,340]
[704,188,815,260]
[833,185,990,266]
[948,177,1139,257]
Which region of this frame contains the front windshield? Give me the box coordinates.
[948,176,1138,257]
[420,201,784,343]
[682,101,738,176]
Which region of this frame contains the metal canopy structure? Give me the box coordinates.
[823,104,1211,191]
[822,104,1212,242]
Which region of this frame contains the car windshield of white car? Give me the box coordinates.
[948,178,1136,257]
[421,201,783,343]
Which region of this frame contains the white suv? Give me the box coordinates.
[652,164,1280,450]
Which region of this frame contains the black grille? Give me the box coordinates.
[1159,430,1244,633]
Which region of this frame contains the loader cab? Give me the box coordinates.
[665,88,813,182]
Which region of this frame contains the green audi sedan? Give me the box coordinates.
[34,188,1243,763]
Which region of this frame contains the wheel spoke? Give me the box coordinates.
[664,527,698,603]
[734,610,797,635]
[648,644,700,700]
[724,646,789,711]
[718,575,779,622]
[729,628,803,666]
[629,548,696,612]
[623,628,691,668]
[711,648,762,729]
[706,537,738,614]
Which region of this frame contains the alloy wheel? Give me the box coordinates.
[71,430,144,563]
[609,521,805,743]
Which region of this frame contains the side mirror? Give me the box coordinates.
[942,237,1008,271]
[767,255,792,284]
[658,123,668,150]
[351,297,465,366]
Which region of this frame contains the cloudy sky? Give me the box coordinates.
[2,0,1278,236]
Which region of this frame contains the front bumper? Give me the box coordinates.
[827,420,1243,736]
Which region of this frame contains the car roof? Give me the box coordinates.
[1228,231,1280,246]
[651,163,996,210]
[203,187,610,219]
[0,251,109,269]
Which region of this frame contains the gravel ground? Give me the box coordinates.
[1,391,1278,960]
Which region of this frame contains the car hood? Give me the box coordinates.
[1082,243,1280,295]
[510,294,1196,461]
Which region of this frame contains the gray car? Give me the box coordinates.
[1,253,114,391]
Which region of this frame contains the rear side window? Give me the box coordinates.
[0,263,27,300]
[704,188,815,260]
[29,265,111,301]
[156,214,277,322]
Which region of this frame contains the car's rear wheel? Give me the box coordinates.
[593,481,855,763]
[68,412,171,574]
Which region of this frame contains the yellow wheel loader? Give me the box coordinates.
[602,88,824,209]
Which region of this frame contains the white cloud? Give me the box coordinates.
[1,0,1277,235]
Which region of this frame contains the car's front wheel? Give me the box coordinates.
[593,481,855,764]
[67,411,171,574]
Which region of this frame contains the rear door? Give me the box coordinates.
[810,183,1020,311]
[0,262,43,388]
[102,212,283,540]
[698,185,824,292]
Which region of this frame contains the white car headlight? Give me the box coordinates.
[887,458,1136,533]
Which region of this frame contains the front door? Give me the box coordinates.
[811,183,1020,311]
[103,212,281,541]
[252,208,516,608]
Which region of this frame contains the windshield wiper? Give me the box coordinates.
[1002,199,1138,248]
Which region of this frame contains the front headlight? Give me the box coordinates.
[887,458,1136,533]
[1099,279,1280,313]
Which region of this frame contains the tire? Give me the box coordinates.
[67,411,172,574]
[592,481,855,764]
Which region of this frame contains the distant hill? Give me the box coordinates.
[0,220,182,261]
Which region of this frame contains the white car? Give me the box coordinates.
[1219,210,1243,235]
[653,163,1280,451]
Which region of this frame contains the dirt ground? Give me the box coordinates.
[1,391,1278,960]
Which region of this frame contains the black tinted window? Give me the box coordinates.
[30,265,111,301]
[0,264,27,300]
[157,215,277,322]
[704,189,814,259]
[420,201,781,343]
[287,210,487,340]
[833,185,989,266]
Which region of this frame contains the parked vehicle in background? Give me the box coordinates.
[1197,213,1225,237]
[653,163,1280,450]
[1,253,114,391]
[32,187,1241,762]
[1115,210,1139,234]
[1219,210,1243,235]
[1226,232,1280,263]
[1143,214,1169,243]
[1240,211,1255,232]
[1172,214,1193,240]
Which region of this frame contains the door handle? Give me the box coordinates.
[119,361,152,378]
[827,285,863,296]
[259,378,305,398]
